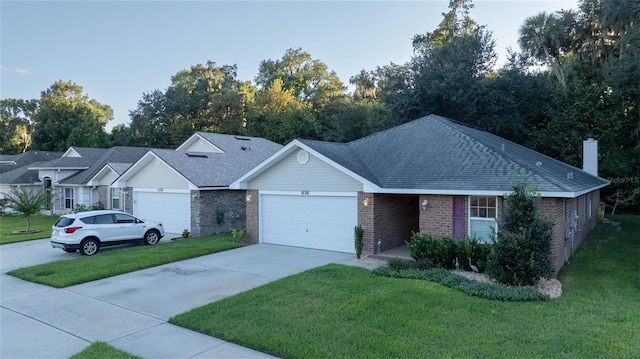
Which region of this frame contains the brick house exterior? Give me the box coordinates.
[233,115,609,275]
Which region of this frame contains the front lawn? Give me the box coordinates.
[170,215,640,358]
[8,233,241,287]
[0,215,57,244]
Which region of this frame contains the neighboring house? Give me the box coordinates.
[231,115,609,274]
[0,151,63,212]
[114,133,282,235]
[29,147,148,214]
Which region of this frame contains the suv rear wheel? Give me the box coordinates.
[80,238,99,256]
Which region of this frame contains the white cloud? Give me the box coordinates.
[1,66,33,76]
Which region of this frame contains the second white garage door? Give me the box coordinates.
[133,191,191,234]
[261,194,357,253]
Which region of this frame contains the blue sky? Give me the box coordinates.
[1,1,577,130]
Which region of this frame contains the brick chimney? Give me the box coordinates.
[583,138,598,176]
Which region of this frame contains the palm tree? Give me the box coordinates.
[518,12,569,88]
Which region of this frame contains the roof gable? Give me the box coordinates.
[175,133,224,153]
[118,135,283,189]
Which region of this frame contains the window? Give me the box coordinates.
[114,213,136,224]
[43,177,52,210]
[62,188,74,209]
[111,188,121,210]
[469,196,497,243]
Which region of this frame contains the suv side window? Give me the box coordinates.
[95,214,115,224]
[79,216,97,225]
[115,213,136,224]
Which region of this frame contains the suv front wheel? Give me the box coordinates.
[144,230,160,245]
[80,238,100,256]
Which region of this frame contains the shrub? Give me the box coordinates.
[372,266,548,301]
[182,229,190,239]
[487,182,553,286]
[230,227,246,243]
[354,225,364,259]
[406,232,442,264]
[406,232,490,271]
[387,257,415,271]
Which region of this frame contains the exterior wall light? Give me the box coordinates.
[422,199,429,210]
[246,193,252,202]
[363,197,370,206]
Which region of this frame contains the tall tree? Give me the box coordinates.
[31,80,112,151]
[518,11,574,88]
[412,0,479,50]
[123,62,251,148]
[0,98,38,153]
[246,78,318,144]
[255,48,346,108]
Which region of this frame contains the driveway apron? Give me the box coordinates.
[1,240,354,358]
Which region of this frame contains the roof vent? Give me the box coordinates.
[241,146,251,151]
[567,172,574,180]
[186,153,208,158]
[501,143,505,152]
[234,136,251,141]
[536,161,542,167]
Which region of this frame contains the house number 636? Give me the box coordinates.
[301,190,310,195]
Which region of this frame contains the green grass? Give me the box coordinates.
[170,215,640,359]
[0,214,57,244]
[8,233,241,287]
[69,342,141,359]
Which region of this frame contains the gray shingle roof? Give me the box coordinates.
[0,151,62,175]
[32,147,148,185]
[154,135,283,187]
[300,115,608,194]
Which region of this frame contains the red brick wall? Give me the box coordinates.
[358,192,376,253]
[538,190,601,274]
[419,195,457,238]
[245,189,259,244]
[357,193,420,254]
[374,194,419,251]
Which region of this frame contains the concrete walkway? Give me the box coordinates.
[1,238,381,359]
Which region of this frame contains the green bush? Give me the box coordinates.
[372,266,548,301]
[230,227,246,243]
[487,182,553,286]
[406,232,442,264]
[354,225,364,259]
[406,232,490,271]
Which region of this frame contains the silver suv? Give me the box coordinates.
[51,210,165,256]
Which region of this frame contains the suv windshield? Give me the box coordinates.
[54,217,75,227]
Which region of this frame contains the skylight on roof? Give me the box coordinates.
[186,153,208,158]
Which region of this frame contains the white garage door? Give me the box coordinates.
[261,194,357,253]
[133,191,190,234]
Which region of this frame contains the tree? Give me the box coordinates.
[246,78,318,144]
[255,48,346,108]
[2,184,51,232]
[518,11,575,88]
[487,182,553,286]
[0,98,38,153]
[124,62,251,148]
[412,0,480,50]
[349,70,378,102]
[31,80,112,151]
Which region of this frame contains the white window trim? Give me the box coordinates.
[61,187,75,210]
[111,188,121,210]
[468,196,498,242]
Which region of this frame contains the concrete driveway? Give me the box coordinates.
[0,238,375,358]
